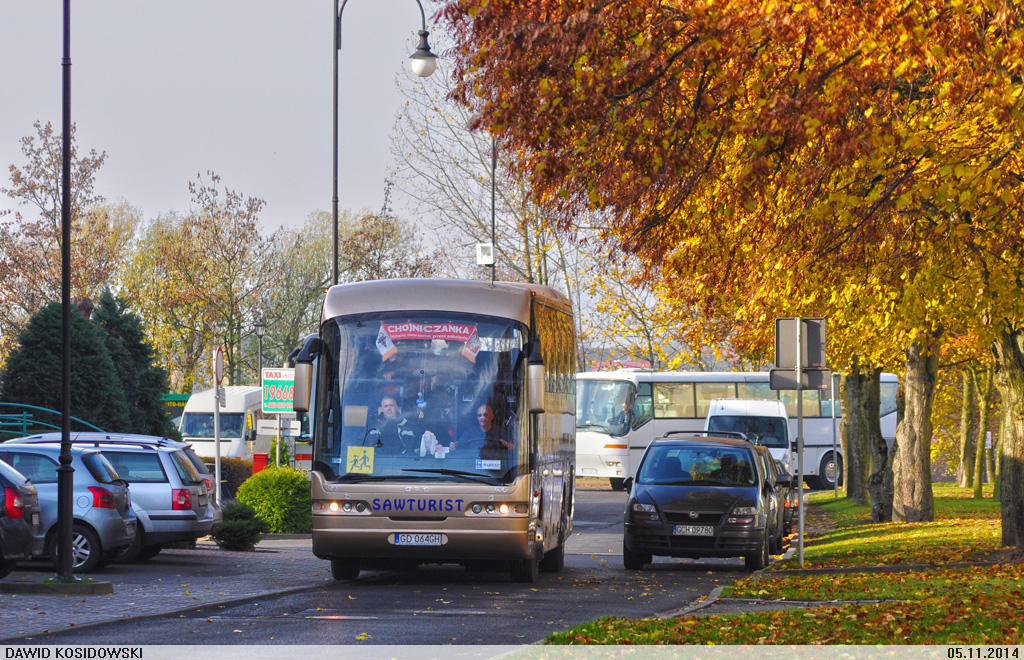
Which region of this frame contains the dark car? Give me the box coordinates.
[752,444,788,554]
[1,458,46,579]
[622,431,784,573]
[774,457,797,535]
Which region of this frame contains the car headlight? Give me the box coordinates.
[782,453,791,469]
[629,501,660,522]
[632,503,657,513]
[732,506,757,515]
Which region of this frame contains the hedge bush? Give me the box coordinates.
[266,437,290,467]
[197,456,252,498]
[210,501,268,552]
[236,466,311,534]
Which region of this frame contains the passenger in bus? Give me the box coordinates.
[459,404,513,461]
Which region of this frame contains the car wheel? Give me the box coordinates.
[0,560,15,579]
[744,533,770,573]
[510,553,539,583]
[330,558,360,580]
[820,453,843,490]
[609,478,626,492]
[115,528,144,563]
[623,542,651,570]
[50,524,102,573]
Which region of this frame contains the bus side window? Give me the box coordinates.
[633,382,653,428]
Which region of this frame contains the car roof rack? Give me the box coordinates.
[659,430,749,441]
[9,433,186,449]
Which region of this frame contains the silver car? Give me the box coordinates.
[0,443,136,573]
[11,433,221,562]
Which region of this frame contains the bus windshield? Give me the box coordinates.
[706,415,788,448]
[313,312,526,485]
[576,379,634,437]
[180,412,245,439]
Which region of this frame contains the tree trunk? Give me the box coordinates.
[994,416,1003,500]
[863,367,893,522]
[958,369,976,488]
[973,365,993,498]
[992,328,1024,553]
[892,339,938,523]
[842,360,871,505]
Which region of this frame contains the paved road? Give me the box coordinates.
[1,488,751,645]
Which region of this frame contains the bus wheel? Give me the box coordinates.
[539,541,564,573]
[820,453,843,490]
[510,555,539,583]
[331,558,360,581]
[609,478,625,491]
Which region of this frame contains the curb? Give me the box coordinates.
[0,580,114,596]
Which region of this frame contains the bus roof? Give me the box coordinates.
[321,278,571,324]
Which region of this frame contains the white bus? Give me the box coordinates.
[291,279,576,583]
[575,370,898,490]
[178,386,272,460]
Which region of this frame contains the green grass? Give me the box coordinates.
[547,482,1021,645]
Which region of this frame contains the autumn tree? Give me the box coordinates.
[442,1,1024,537]
[0,121,137,363]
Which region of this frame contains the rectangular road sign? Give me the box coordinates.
[262,368,295,414]
[256,419,279,435]
[775,318,827,368]
[769,367,832,391]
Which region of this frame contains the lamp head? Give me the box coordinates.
[255,318,267,338]
[409,29,438,78]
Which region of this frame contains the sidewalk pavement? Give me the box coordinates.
[0,535,331,642]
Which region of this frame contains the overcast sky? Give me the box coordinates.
[0,0,447,230]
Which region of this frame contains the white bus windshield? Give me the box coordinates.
[181,412,245,439]
[576,379,634,437]
[313,313,526,485]
[706,415,788,448]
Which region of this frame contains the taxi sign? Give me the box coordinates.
[262,367,295,414]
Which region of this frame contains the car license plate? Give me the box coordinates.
[394,533,442,546]
[126,521,136,537]
[199,496,207,506]
[673,525,713,536]
[31,513,39,527]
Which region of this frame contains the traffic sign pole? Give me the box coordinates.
[212,347,224,506]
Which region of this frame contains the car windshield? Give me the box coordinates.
[169,451,204,485]
[83,452,121,484]
[0,458,29,485]
[706,415,788,448]
[313,312,527,485]
[575,380,634,437]
[181,412,245,439]
[638,445,757,486]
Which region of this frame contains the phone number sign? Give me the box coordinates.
[262,368,295,414]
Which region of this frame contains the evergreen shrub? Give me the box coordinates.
[210,501,268,552]
[237,466,311,534]
[198,456,253,499]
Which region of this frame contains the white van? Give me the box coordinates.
[704,398,792,473]
[178,386,272,459]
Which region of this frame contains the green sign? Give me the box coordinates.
[262,368,295,414]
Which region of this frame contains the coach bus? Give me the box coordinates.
[290,279,576,583]
[575,370,898,490]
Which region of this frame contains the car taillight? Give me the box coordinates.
[4,487,25,519]
[89,486,116,509]
[202,477,213,492]
[172,488,192,510]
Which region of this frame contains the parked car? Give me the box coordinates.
[0,458,46,579]
[622,431,785,573]
[0,443,136,573]
[9,433,222,563]
[752,444,786,554]
[774,457,797,535]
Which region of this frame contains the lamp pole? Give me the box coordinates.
[333,0,438,286]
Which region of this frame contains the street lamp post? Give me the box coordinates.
[255,317,266,378]
[332,0,438,286]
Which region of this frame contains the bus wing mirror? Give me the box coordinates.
[291,336,322,414]
[293,362,313,413]
[527,340,545,414]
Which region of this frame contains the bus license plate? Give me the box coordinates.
[395,533,442,546]
[673,525,713,536]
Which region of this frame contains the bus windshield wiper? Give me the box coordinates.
[402,468,495,484]
[575,423,609,432]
